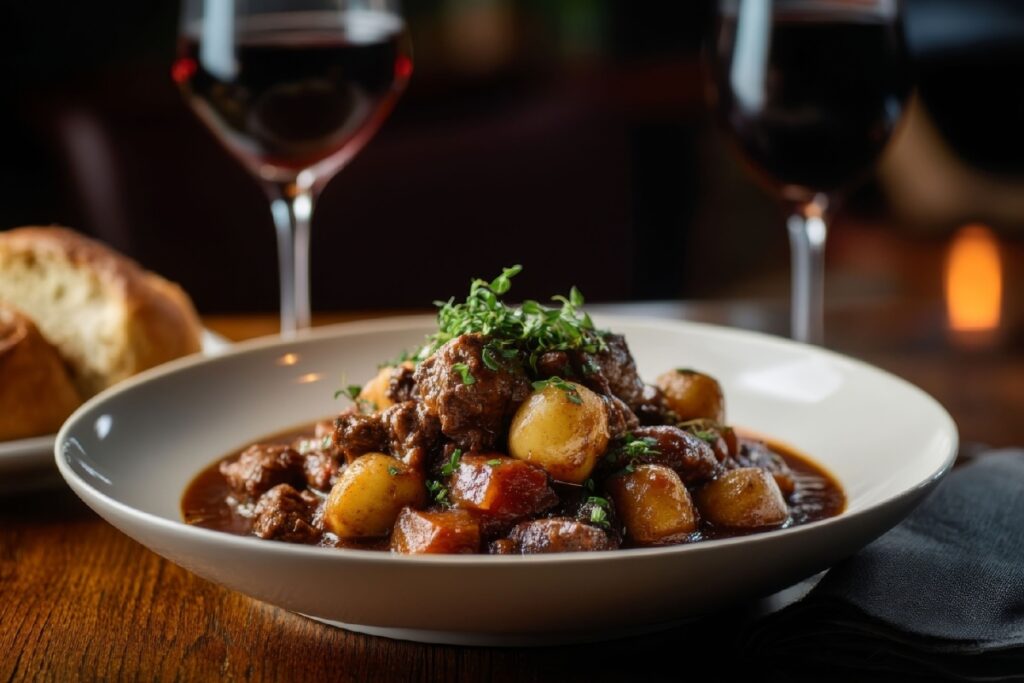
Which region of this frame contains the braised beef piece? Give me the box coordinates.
[730,440,796,496]
[603,395,640,440]
[381,400,441,468]
[303,451,340,491]
[332,410,387,463]
[414,334,531,451]
[535,350,575,379]
[634,385,680,426]
[508,517,616,554]
[252,484,321,543]
[220,444,305,497]
[553,483,622,544]
[386,363,417,404]
[534,334,649,414]
[601,425,721,485]
[584,333,646,409]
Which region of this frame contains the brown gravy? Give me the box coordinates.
[182,421,845,551]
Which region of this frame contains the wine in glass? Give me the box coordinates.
[174,0,412,335]
[708,0,910,343]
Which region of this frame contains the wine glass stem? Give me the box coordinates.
[268,180,314,337]
[786,195,829,345]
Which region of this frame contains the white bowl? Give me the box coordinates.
[56,316,957,645]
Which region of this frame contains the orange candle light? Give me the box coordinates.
[944,224,1002,347]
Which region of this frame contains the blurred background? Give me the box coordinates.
[3,0,1023,324]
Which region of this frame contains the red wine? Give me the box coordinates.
[711,10,910,197]
[174,11,411,171]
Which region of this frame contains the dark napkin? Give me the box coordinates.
[741,450,1024,682]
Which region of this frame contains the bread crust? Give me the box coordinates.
[0,304,82,440]
[0,226,203,397]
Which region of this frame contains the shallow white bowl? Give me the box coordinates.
[56,316,957,645]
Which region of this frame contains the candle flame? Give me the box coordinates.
[945,225,1002,332]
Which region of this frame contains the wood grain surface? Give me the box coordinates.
[2,308,1021,682]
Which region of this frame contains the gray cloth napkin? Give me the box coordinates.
[742,450,1024,682]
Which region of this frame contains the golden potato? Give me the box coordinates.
[507,381,609,484]
[607,464,698,544]
[694,467,789,529]
[324,453,426,538]
[656,369,725,423]
[358,365,400,412]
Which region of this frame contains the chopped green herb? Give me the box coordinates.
[481,345,500,371]
[532,376,583,404]
[587,495,609,508]
[452,362,476,385]
[691,429,719,444]
[334,384,363,401]
[414,266,607,369]
[584,478,596,491]
[605,436,660,472]
[590,506,609,528]
[426,479,449,505]
[486,459,503,467]
[387,466,400,476]
[441,448,463,477]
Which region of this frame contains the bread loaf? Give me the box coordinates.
[0,304,82,440]
[0,227,202,399]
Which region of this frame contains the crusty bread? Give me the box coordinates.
[0,303,82,440]
[0,227,202,398]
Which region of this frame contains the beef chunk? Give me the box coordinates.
[587,334,646,409]
[381,400,441,468]
[508,517,616,554]
[303,450,340,491]
[730,440,796,496]
[220,444,305,497]
[386,363,417,404]
[603,394,640,440]
[414,334,531,451]
[605,426,721,485]
[635,385,679,426]
[332,410,386,463]
[252,484,321,543]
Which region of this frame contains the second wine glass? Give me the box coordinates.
[709,0,910,344]
[175,0,412,335]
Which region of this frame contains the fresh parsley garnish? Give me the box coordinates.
[426,479,449,506]
[334,384,363,401]
[415,266,606,370]
[387,466,400,476]
[587,495,611,529]
[532,376,583,404]
[440,448,463,477]
[452,363,476,385]
[606,434,660,471]
[486,459,503,467]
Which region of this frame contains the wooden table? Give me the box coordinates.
[3,305,1022,681]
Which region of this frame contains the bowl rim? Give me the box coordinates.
[55,314,959,567]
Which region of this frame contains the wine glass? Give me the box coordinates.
[708,0,910,344]
[174,0,412,336]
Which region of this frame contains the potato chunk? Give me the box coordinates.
[607,464,698,544]
[694,467,789,529]
[391,508,480,554]
[656,369,725,423]
[449,454,557,518]
[324,453,426,538]
[508,381,609,484]
[358,366,397,412]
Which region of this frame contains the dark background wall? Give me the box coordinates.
[3,1,1023,313]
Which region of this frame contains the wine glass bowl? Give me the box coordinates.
[708,0,910,343]
[174,2,411,333]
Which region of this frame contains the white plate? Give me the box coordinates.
[55,316,957,645]
[0,328,230,492]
